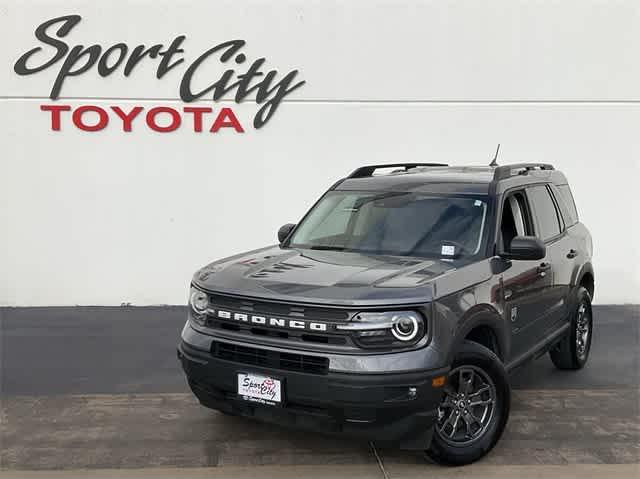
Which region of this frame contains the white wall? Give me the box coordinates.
[1,0,638,305]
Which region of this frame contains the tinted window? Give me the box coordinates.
[288,191,489,258]
[527,185,561,240]
[500,192,534,252]
[555,184,579,226]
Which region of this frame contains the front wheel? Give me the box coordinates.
[426,341,510,466]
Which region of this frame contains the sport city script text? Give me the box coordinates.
[14,14,305,129]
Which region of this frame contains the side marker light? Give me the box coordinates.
[432,376,446,388]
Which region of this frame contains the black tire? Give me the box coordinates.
[549,286,593,370]
[426,340,510,466]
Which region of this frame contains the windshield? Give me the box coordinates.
[287,191,489,259]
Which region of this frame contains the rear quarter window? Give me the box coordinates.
[554,184,579,226]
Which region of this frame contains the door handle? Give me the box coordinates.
[537,262,551,277]
[567,249,578,259]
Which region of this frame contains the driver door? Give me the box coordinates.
[497,190,554,362]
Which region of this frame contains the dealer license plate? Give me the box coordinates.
[237,372,282,405]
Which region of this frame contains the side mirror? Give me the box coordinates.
[278,223,296,243]
[502,235,546,261]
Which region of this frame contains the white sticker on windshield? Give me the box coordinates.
[441,245,455,256]
[474,200,482,206]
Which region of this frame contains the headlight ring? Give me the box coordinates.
[189,287,209,315]
[391,313,420,341]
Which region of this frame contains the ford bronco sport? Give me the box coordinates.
[178,162,594,465]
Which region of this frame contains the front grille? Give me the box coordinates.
[202,292,356,349]
[211,319,348,346]
[211,340,329,375]
[208,293,350,321]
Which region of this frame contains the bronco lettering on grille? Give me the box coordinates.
[212,309,328,332]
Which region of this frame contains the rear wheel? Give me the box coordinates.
[549,286,593,370]
[426,341,510,466]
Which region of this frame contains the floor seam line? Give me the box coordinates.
[369,441,390,479]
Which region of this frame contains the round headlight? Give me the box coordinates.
[391,313,419,341]
[190,289,209,314]
[337,310,425,347]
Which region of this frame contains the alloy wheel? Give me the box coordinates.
[576,303,591,360]
[436,365,497,446]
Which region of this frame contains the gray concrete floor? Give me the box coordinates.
[1,464,638,479]
[1,305,638,476]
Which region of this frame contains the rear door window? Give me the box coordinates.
[527,185,562,241]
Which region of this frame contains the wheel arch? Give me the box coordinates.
[448,304,508,364]
[572,261,595,300]
[579,269,595,300]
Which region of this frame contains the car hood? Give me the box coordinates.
[192,245,463,306]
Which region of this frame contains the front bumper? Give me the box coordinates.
[178,324,449,449]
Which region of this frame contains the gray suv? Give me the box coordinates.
[178,162,594,465]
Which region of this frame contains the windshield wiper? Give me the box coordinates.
[307,245,346,251]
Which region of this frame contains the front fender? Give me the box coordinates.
[446,305,508,364]
[571,260,594,289]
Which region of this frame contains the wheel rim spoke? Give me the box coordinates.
[462,414,472,437]
[468,410,482,425]
[436,364,497,446]
[457,369,465,393]
[440,408,457,436]
[468,384,490,398]
[448,413,460,438]
[458,368,475,395]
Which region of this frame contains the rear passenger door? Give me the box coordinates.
[526,184,572,334]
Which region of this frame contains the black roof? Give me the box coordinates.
[335,164,568,196]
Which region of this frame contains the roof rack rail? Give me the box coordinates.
[348,163,448,179]
[493,163,554,181]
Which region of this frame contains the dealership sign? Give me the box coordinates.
[14,14,306,133]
